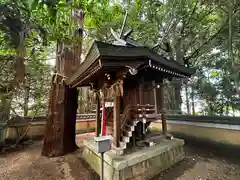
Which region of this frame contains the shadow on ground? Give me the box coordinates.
[152,156,196,180]
[0,133,240,180]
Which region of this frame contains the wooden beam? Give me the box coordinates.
[66,59,100,85]
[159,81,167,135]
[113,94,120,147]
[95,92,101,137]
[152,81,158,113]
[139,77,144,104]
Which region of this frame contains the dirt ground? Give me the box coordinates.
[0,134,240,180]
[154,145,240,180]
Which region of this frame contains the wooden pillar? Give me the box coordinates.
[152,81,158,113]
[139,77,144,104]
[95,92,101,137]
[132,131,136,147]
[113,94,120,147]
[159,81,167,135]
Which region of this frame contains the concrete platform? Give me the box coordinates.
[82,137,185,180]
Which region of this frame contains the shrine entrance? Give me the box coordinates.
[64,33,194,179]
[66,40,193,154]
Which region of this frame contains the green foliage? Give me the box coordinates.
[0,1,48,50]
[0,0,239,117]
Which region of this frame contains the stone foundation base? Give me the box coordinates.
[82,137,185,180]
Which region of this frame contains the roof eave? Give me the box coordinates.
[66,41,100,86]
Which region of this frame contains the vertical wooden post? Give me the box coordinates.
[113,94,120,147]
[161,112,167,135]
[132,131,136,147]
[152,81,158,114]
[159,80,167,135]
[95,91,101,137]
[139,84,143,105]
[139,77,144,105]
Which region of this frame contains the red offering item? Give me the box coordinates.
[101,101,107,136]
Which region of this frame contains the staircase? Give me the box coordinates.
[107,104,160,155]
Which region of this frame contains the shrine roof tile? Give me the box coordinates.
[67,41,195,87]
[94,41,194,75]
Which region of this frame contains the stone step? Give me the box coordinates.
[120,141,127,149]
[132,120,139,126]
[136,104,155,108]
[136,108,156,113]
[123,129,132,137]
[122,136,130,143]
[125,124,135,131]
[126,121,137,127]
[111,145,124,155]
[111,141,126,149]
[145,113,161,119]
[134,113,159,119]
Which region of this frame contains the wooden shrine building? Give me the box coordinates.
[67,40,194,154]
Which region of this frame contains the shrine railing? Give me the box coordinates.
[120,104,157,131]
[120,105,134,131]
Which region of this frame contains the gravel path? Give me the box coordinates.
[154,145,240,180]
[0,134,239,180]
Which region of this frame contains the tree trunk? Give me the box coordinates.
[41,75,79,157]
[184,84,190,114]
[63,86,79,153]
[191,86,195,115]
[232,107,235,117]
[173,80,182,113]
[208,101,214,116]
[158,80,181,113]
[0,95,11,122]
[171,38,184,114]
[42,8,84,157]
[228,2,239,106]
[226,104,229,116]
[23,85,30,117]
[42,75,65,156]
[42,48,80,157]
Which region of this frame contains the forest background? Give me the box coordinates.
[0,0,239,124]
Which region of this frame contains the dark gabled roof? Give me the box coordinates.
[124,37,144,47]
[95,41,194,75]
[67,40,195,87]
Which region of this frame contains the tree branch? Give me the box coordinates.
[185,20,227,61]
[185,4,240,62]
[180,0,199,36]
[233,3,240,14]
[14,106,40,146]
[10,106,21,117]
[181,7,216,42]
